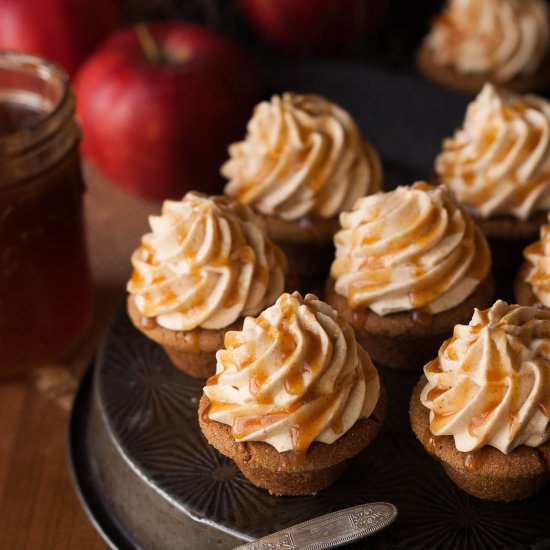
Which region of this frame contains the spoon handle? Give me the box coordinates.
[233,501,397,550]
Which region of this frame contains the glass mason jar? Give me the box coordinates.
[0,51,93,379]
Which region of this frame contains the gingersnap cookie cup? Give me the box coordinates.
[432,177,548,275]
[253,211,339,279]
[324,276,495,370]
[410,377,550,501]
[127,296,241,378]
[417,44,550,95]
[514,263,545,307]
[198,390,387,496]
[474,213,548,277]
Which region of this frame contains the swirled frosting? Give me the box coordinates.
[424,0,550,81]
[203,292,380,453]
[222,93,382,221]
[436,84,550,221]
[421,300,550,453]
[330,182,491,316]
[524,213,550,306]
[127,192,287,331]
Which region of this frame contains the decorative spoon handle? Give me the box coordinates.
[233,501,397,550]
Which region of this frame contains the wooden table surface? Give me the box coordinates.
[0,164,157,549]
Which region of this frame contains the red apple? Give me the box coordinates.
[239,0,387,54]
[0,0,121,75]
[75,23,260,201]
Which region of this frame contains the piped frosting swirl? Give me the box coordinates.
[203,292,380,453]
[524,213,550,306]
[330,182,491,316]
[127,192,287,331]
[424,0,550,81]
[222,93,382,221]
[421,300,550,454]
[436,84,550,221]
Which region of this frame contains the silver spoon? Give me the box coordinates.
[233,501,397,550]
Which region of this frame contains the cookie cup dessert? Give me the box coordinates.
[417,0,550,94]
[435,84,550,272]
[127,192,289,378]
[410,301,550,501]
[222,93,382,278]
[326,182,494,370]
[516,214,550,307]
[199,292,386,496]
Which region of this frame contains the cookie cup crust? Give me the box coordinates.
[324,276,495,369]
[198,389,387,496]
[410,376,550,501]
[127,295,241,378]
[417,45,550,95]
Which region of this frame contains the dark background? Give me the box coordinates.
[120,0,446,67]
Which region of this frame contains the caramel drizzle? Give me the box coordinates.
[131,197,282,319]
[211,295,356,453]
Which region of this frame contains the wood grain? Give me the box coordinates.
[0,163,158,549]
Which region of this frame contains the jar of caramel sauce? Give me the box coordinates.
[0,52,92,378]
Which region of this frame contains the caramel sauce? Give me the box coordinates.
[237,245,255,264]
[361,228,381,245]
[412,309,433,327]
[130,268,144,287]
[511,174,548,208]
[467,388,504,437]
[446,346,458,361]
[139,315,157,330]
[408,252,464,308]
[249,366,269,399]
[508,410,521,437]
[224,331,242,349]
[238,343,256,370]
[477,127,498,158]
[427,386,447,401]
[466,236,490,280]
[285,366,305,396]
[540,396,550,416]
[432,379,476,432]
[206,372,221,387]
[290,395,339,452]
[359,256,384,270]
[349,270,391,307]
[281,450,307,471]
[186,331,200,353]
[463,451,481,472]
[330,414,344,435]
[425,358,442,373]
[351,308,367,330]
[427,434,441,454]
[232,412,288,439]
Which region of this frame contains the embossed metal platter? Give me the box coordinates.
[70,63,550,549]
[70,304,550,550]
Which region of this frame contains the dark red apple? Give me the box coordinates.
[240,0,387,54]
[75,23,260,201]
[0,0,121,75]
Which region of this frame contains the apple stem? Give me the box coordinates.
[136,23,163,64]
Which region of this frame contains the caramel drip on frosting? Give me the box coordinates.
[524,213,550,307]
[436,84,550,221]
[203,292,380,453]
[421,300,550,454]
[331,182,491,316]
[127,192,287,331]
[222,93,382,221]
[424,0,550,81]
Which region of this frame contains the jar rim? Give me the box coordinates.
[0,50,71,148]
